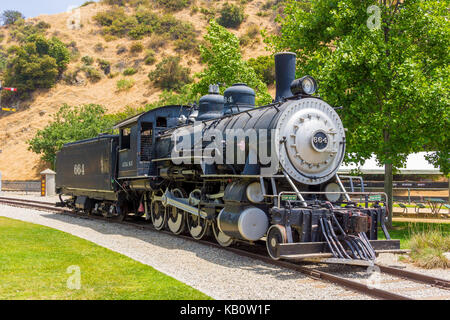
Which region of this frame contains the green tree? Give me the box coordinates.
[267,0,449,227]
[192,20,272,105]
[2,35,70,99]
[28,104,117,166]
[1,10,24,25]
[248,55,276,86]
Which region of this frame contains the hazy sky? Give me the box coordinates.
[0,0,99,18]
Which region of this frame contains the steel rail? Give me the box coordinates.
[375,264,450,289]
[1,197,448,300]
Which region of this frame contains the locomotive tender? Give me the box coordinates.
[56,52,400,262]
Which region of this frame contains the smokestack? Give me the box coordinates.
[274,52,297,102]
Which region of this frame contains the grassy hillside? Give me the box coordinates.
[0,0,280,180]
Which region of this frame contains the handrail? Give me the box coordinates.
[276,191,388,208]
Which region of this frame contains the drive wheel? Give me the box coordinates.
[151,200,166,230]
[167,188,186,235]
[212,220,233,247]
[266,225,287,260]
[187,213,209,240]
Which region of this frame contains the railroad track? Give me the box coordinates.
[1,196,449,300]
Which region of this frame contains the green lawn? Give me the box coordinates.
[378,221,450,249]
[0,217,211,300]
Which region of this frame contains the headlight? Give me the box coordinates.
[324,182,341,202]
[290,76,318,95]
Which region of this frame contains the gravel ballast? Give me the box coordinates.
[0,204,372,300]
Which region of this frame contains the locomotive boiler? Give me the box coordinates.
[56,52,400,262]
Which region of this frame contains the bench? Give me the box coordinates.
[441,204,450,218]
[398,203,408,215]
[415,203,426,214]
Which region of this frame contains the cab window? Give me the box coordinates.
[120,128,131,150]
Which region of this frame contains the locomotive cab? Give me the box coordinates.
[113,105,193,179]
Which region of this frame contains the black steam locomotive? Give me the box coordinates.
[56,52,400,262]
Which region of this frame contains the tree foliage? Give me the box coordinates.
[266,0,449,174]
[217,3,245,29]
[248,55,276,86]
[2,35,70,99]
[192,20,272,105]
[28,104,117,166]
[1,10,24,26]
[148,56,192,91]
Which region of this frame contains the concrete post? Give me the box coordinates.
[40,169,56,197]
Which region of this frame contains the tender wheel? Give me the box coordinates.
[186,214,209,240]
[151,201,166,230]
[266,225,287,260]
[212,221,233,247]
[167,189,186,235]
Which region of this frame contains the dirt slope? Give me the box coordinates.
[0,1,278,180]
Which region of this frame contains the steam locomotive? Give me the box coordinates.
[56,52,400,262]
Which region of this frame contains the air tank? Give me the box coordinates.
[223,83,255,115]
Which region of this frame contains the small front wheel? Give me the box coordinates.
[266,225,287,260]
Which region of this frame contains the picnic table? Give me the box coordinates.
[424,198,446,215]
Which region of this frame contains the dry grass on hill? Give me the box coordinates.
[0,0,278,180]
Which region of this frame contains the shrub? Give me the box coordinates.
[82,66,102,82]
[200,7,216,21]
[36,21,51,29]
[148,56,192,91]
[104,34,118,42]
[167,21,196,41]
[217,3,244,28]
[130,42,144,54]
[81,55,94,65]
[9,19,45,42]
[156,0,191,11]
[2,35,70,100]
[93,8,125,27]
[245,24,260,38]
[117,46,127,55]
[97,59,111,75]
[407,229,450,269]
[1,10,24,26]
[123,67,137,76]
[239,34,250,47]
[148,34,168,51]
[144,49,156,65]
[117,78,135,91]
[62,69,81,85]
[102,0,127,5]
[248,55,275,85]
[81,1,96,6]
[175,38,199,54]
[94,42,104,52]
